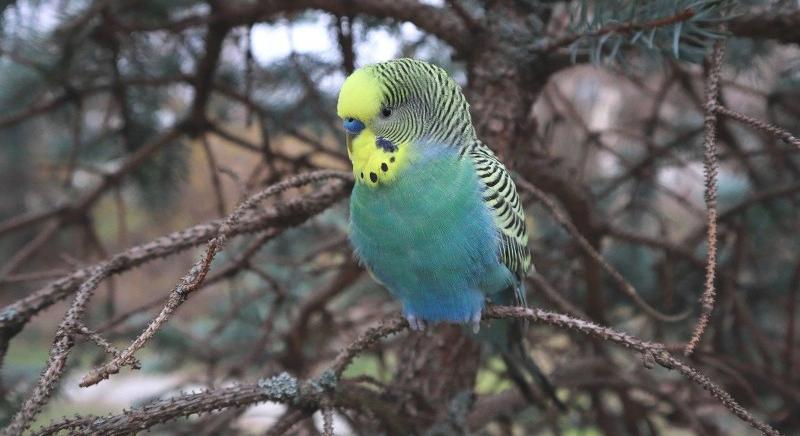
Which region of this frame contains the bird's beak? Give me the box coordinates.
[343,118,365,155]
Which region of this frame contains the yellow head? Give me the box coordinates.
[336,59,475,187]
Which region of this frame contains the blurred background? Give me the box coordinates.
[1,0,799,434]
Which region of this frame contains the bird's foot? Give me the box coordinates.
[470,311,482,334]
[406,314,427,331]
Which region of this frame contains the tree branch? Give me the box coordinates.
[80,171,352,388]
[686,40,725,356]
[36,306,782,436]
[716,105,800,150]
[516,177,689,322]
[1,172,352,434]
[729,9,800,45]
[537,7,697,53]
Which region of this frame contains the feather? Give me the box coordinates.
[467,143,532,279]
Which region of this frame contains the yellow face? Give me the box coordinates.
[337,68,412,188]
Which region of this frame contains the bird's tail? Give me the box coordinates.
[480,283,565,411]
[499,319,565,411]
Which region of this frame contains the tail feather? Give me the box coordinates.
[500,351,540,405]
[504,338,566,411]
[484,282,565,412]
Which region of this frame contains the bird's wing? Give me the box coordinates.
[466,144,531,283]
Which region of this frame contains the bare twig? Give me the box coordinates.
[0,220,60,280]
[1,172,352,435]
[75,323,141,370]
[32,374,323,435]
[322,406,334,436]
[483,306,781,436]
[446,0,481,32]
[0,176,351,357]
[716,105,800,150]
[264,409,312,436]
[36,314,406,435]
[38,306,781,436]
[0,269,69,284]
[3,261,118,435]
[201,135,228,217]
[80,171,352,387]
[0,126,183,276]
[528,272,589,320]
[0,207,66,238]
[331,316,407,378]
[686,40,725,356]
[516,177,689,322]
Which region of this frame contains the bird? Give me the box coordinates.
[336,58,565,409]
[337,58,530,332]
[337,58,563,410]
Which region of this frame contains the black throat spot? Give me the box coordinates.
[375,136,397,152]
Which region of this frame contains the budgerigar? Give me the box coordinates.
[337,58,531,332]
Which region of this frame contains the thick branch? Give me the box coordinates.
[37,307,781,436]
[729,9,800,45]
[127,0,469,53]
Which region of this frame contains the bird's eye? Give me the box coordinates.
[380,107,392,118]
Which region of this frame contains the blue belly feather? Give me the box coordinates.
[348,145,515,323]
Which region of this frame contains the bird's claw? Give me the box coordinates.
[406,315,427,331]
[470,311,482,334]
